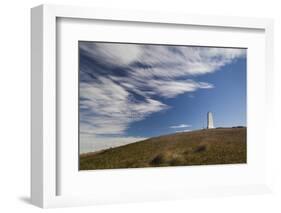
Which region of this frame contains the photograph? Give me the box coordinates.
[78,41,247,170]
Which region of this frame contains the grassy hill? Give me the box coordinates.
[80,127,246,170]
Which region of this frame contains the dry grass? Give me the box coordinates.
[79,127,247,170]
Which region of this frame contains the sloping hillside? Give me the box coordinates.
[80,127,246,170]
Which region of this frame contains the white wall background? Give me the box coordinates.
[0,0,280,212]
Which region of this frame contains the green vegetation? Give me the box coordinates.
[80,128,246,170]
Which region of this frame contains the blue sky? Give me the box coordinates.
[79,42,246,153]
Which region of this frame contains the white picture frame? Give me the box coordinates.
[31,4,274,208]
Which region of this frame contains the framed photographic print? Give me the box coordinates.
[78,41,247,170]
[31,4,274,208]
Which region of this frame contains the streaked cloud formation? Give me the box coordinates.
[175,129,191,133]
[170,124,191,129]
[79,42,246,152]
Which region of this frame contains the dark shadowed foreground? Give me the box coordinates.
[80,128,246,170]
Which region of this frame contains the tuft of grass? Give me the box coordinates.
[193,144,207,153]
[150,154,166,165]
[80,127,247,170]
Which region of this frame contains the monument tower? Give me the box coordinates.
[207,112,214,129]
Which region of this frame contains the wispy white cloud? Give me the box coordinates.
[80,77,167,135]
[146,79,213,98]
[80,42,142,66]
[79,43,246,152]
[80,134,147,153]
[170,124,191,129]
[80,44,245,78]
[175,129,191,133]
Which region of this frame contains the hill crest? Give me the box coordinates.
[80,127,247,170]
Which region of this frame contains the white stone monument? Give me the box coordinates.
[207,112,214,129]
